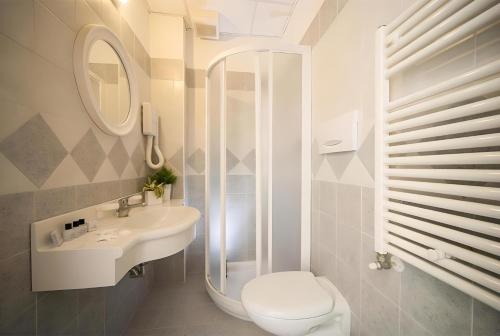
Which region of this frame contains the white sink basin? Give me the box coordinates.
[31,200,200,291]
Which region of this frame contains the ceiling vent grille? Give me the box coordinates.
[193,11,219,40]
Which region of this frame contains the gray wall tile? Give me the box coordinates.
[337,183,361,231]
[0,303,35,336]
[76,181,121,208]
[319,181,336,216]
[318,246,336,284]
[358,128,374,179]
[0,252,35,335]
[311,210,321,274]
[361,186,374,237]
[337,219,361,267]
[472,299,500,336]
[360,281,399,336]
[312,180,320,211]
[106,275,143,336]
[400,312,434,336]
[0,114,67,187]
[401,264,472,336]
[131,142,146,176]
[70,129,106,182]
[78,288,105,336]
[34,186,76,220]
[361,233,400,304]
[0,192,33,259]
[319,211,336,254]
[37,290,78,336]
[120,178,145,196]
[337,258,361,317]
[325,151,355,179]
[154,251,186,285]
[186,249,204,276]
[108,138,130,177]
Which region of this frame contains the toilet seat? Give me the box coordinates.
[241,271,334,320]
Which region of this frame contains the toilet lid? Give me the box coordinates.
[241,271,334,320]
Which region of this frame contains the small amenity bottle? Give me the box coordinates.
[63,223,74,241]
[78,218,87,233]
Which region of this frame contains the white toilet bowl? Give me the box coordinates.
[241,272,350,336]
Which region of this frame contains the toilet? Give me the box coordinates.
[241,272,350,336]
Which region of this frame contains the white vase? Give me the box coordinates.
[145,191,162,206]
[163,184,172,201]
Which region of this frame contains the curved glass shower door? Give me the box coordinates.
[205,46,311,317]
[224,51,257,299]
[207,59,224,292]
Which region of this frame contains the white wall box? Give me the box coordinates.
[317,110,358,154]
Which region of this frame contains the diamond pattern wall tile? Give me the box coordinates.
[42,156,89,190]
[131,142,145,175]
[168,147,184,174]
[108,138,129,177]
[0,99,37,143]
[0,153,37,195]
[242,149,255,174]
[358,127,374,179]
[121,162,138,179]
[226,149,239,172]
[93,158,120,183]
[187,148,205,174]
[325,151,355,179]
[0,114,67,187]
[70,129,106,182]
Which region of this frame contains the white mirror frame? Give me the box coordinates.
[74,24,139,136]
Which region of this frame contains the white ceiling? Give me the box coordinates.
[147,0,299,37]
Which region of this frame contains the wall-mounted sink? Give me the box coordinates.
[31,200,200,291]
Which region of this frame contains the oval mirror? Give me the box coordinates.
[74,25,139,136]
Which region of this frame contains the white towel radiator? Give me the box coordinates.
[375,0,500,310]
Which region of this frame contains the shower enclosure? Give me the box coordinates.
[205,44,311,319]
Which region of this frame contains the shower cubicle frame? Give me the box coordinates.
[204,42,311,319]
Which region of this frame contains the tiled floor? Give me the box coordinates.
[124,274,272,336]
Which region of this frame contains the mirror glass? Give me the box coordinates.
[87,40,131,126]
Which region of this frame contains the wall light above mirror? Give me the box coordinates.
[74,24,139,136]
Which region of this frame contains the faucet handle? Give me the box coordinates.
[118,197,129,207]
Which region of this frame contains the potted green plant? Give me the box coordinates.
[151,167,177,201]
[143,177,164,205]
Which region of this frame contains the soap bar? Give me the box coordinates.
[50,230,63,247]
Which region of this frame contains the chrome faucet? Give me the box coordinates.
[117,192,145,218]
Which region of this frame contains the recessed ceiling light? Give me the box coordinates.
[120,0,128,4]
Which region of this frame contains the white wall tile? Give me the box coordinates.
[39,0,76,31]
[0,0,34,49]
[34,0,76,72]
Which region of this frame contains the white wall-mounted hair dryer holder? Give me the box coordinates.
[142,102,165,169]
